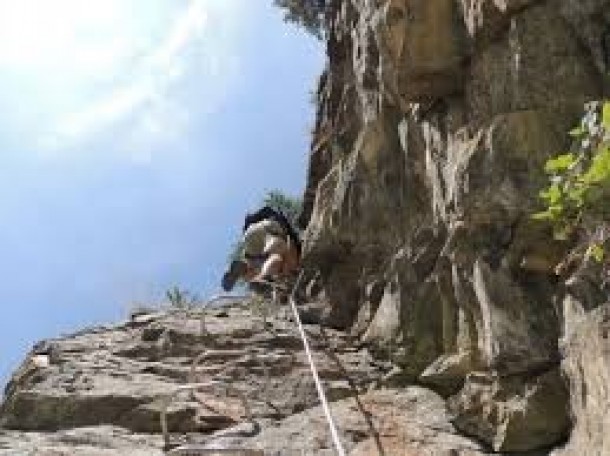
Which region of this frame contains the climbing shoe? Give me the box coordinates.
[222,260,247,291]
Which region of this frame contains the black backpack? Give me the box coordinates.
[243,206,302,256]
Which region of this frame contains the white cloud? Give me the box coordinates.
[39,0,245,162]
[149,0,207,68]
[51,84,153,143]
[0,0,140,75]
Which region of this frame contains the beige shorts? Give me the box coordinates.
[243,219,287,258]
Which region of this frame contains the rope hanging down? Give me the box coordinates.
[286,272,347,456]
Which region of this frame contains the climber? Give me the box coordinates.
[221,205,301,292]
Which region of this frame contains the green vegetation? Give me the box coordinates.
[262,189,302,229]
[166,286,199,309]
[273,0,327,39]
[533,102,610,268]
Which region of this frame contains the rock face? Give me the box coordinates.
[2,1,610,454]
[252,386,492,455]
[300,0,610,452]
[0,303,496,455]
[552,301,610,456]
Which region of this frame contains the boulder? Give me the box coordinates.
[449,369,569,451]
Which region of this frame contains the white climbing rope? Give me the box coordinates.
[258,273,347,456]
[290,274,347,456]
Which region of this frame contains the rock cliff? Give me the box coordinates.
[0,302,502,455]
[298,0,610,454]
[2,0,610,454]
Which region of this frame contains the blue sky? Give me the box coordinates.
[0,1,323,386]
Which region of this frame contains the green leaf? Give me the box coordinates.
[548,204,564,217]
[569,126,586,138]
[567,184,586,208]
[539,184,562,205]
[534,105,610,250]
[582,145,610,184]
[532,204,564,222]
[531,210,554,221]
[587,243,605,263]
[544,153,576,174]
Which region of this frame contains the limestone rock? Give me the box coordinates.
[3,0,610,454]
[0,426,165,456]
[372,0,468,102]
[470,258,558,373]
[420,351,473,396]
[251,387,492,455]
[300,0,610,453]
[449,369,569,451]
[0,304,385,454]
[552,302,610,456]
[465,3,601,122]
[458,0,539,43]
[559,0,610,75]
